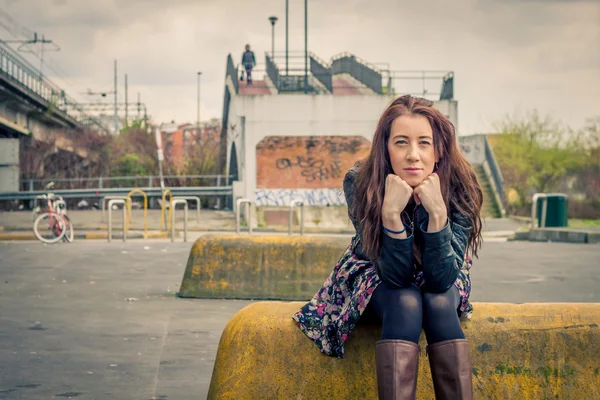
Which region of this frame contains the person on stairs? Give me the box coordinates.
[241,44,256,85]
[293,94,483,399]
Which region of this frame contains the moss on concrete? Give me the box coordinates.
[178,235,350,300]
[208,302,600,399]
[208,302,600,400]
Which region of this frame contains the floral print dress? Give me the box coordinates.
[292,235,473,358]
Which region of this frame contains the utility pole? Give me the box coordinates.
[113,60,118,134]
[197,72,202,131]
[286,0,289,75]
[124,73,128,128]
[269,16,278,59]
[304,0,308,94]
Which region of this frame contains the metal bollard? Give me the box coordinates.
[173,196,201,223]
[236,198,253,235]
[102,196,129,223]
[289,200,305,236]
[171,199,189,242]
[107,199,127,242]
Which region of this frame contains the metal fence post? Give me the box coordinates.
[289,201,305,236]
[172,196,201,223]
[236,198,253,235]
[102,196,129,223]
[216,175,222,210]
[107,199,127,242]
[170,199,189,242]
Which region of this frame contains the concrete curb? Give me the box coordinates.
[510,228,600,244]
[0,231,170,241]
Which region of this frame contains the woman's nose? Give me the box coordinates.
[406,145,420,161]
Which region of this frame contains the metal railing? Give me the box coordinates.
[173,196,201,223]
[0,42,107,132]
[265,55,279,91]
[381,70,454,100]
[331,52,382,94]
[232,50,454,99]
[310,55,332,93]
[170,198,189,242]
[101,196,130,223]
[289,200,305,236]
[226,54,239,94]
[236,198,253,235]
[22,174,231,191]
[126,189,148,234]
[484,136,505,206]
[0,186,233,201]
[107,199,127,242]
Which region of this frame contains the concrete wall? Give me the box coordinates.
[0,138,19,192]
[459,134,487,165]
[226,94,459,206]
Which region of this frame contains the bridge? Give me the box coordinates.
[0,42,109,142]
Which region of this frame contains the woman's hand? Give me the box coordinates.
[381,174,413,229]
[413,173,447,231]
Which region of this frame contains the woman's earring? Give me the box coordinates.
[434,162,439,171]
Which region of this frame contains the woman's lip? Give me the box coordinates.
[404,168,422,175]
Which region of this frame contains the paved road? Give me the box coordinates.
[0,210,527,234]
[0,240,598,399]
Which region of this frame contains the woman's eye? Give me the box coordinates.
[420,141,431,145]
[396,140,407,145]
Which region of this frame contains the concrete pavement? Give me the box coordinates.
[0,239,599,399]
[0,209,527,242]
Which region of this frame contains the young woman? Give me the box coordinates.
[293,95,483,400]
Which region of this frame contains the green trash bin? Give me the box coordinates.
[536,194,568,228]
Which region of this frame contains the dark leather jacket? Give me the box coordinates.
[343,168,472,293]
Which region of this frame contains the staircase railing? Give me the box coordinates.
[483,136,506,217]
[265,55,280,91]
[309,54,332,93]
[226,54,239,94]
[331,52,382,94]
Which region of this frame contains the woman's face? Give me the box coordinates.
[387,114,438,188]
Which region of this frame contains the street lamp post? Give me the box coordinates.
[197,72,202,131]
[304,0,308,94]
[269,16,278,60]
[286,0,289,75]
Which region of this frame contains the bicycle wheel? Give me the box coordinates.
[62,214,74,243]
[33,213,66,244]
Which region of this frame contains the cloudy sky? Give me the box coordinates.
[1,0,599,134]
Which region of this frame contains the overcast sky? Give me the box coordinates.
[1,0,599,134]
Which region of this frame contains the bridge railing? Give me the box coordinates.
[21,174,233,191]
[0,42,106,132]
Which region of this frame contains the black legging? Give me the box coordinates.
[368,281,465,345]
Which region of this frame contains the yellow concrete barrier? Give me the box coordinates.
[208,302,600,400]
[178,235,349,299]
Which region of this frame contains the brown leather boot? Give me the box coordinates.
[427,339,473,400]
[375,339,420,400]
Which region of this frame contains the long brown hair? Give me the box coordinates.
[352,95,483,260]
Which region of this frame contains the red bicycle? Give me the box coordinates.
[32,182,74,244]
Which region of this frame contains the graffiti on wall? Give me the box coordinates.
[275,156,342,183]
[256,135,370,189]
[458,135,486,165]
[255,189,346,206]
